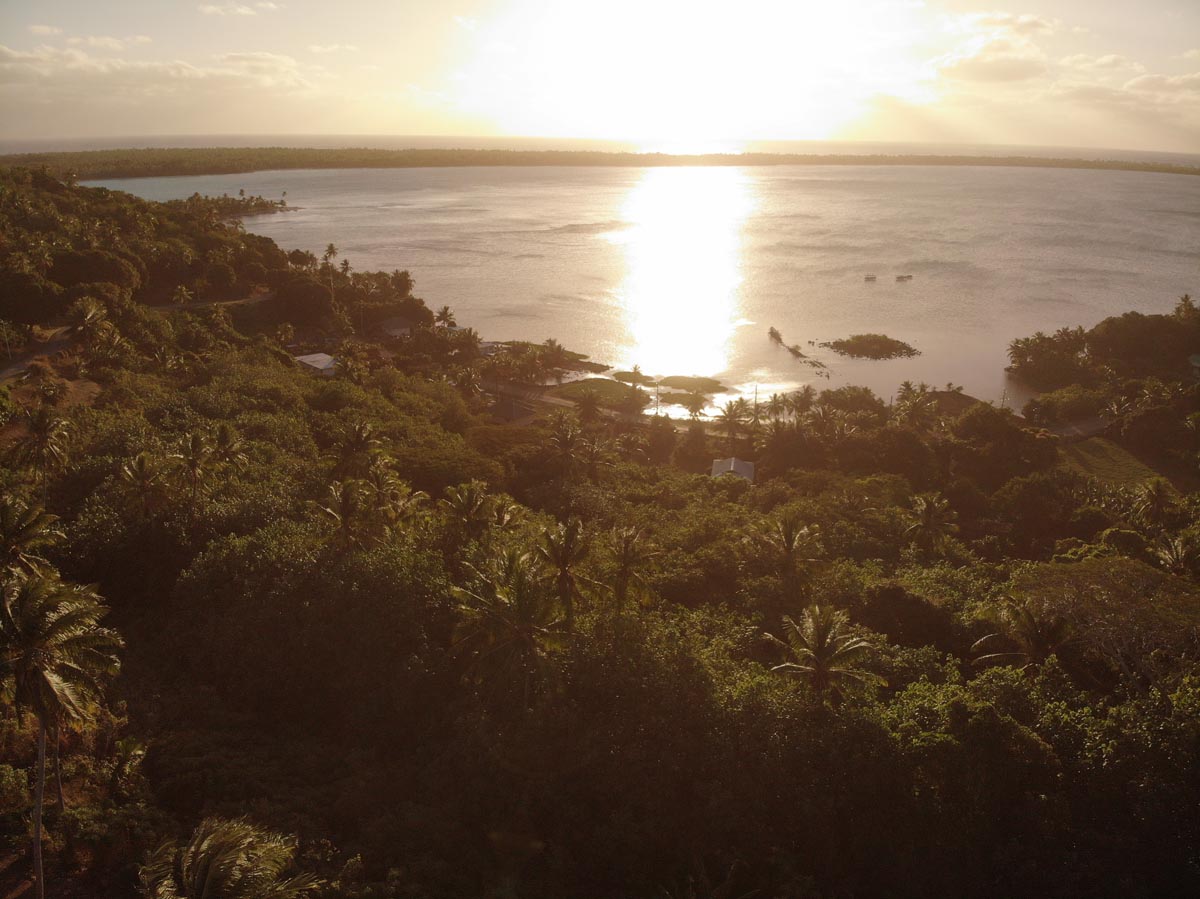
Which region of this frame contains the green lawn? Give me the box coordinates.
[549,377,646,405]
[1060,437,1164,488]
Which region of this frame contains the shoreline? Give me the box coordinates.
[6,146,1200,181]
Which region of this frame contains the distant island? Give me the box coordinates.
[821,333,921,360]
[3,146,1199,181]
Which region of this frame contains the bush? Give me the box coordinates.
[1023,384,1108,425]
[0,764,28,814]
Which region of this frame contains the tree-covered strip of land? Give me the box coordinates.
[2,146,1198,181]
[821,333,921,360]
[2,165,1200,899]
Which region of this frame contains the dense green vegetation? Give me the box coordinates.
[3,166,1200,899]
[2,147,1198,182]
[820,333,921,360]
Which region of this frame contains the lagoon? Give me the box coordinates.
[93,164,1200,406]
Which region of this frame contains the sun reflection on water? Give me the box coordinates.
[607,167,753,377]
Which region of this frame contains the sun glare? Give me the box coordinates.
[609,167,754,377]
[447,0,932,148]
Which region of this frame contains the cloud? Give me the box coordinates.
[1124,72,1200,94]
[28,25,62,37]
[1179,49,1200,61]
[910,9,1200,151]
[198,1,282,15]
[218,51,308,86]
[454,15,478,32]
[63,35,155,52]
[937,38,1048,83]
[308,44,359,54]
[933,11,1061,85]
[975,12,1059,36]
[0,43,312,93]
[68,36,125,51]
[1059,54,1145,75]
[198,3,258,15]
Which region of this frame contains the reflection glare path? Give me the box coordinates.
[606,167,754,378]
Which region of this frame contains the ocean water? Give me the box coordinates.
[92,165,1200,406]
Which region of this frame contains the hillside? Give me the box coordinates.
[1,166,1199,899]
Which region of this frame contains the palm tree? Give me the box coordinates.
[171,285,193,307]
[716,402,744,454]
[747,510,821,586]
[435,305,457,328]
[440,481,495,547]
[904,493,959,554]
[534,518,591,632]
[170,431,212,522]
[805,404,839,440]
[454,366,482,399]
[322,244,339,297]
[452,550,564,705]
[138,816,320,899]
[894,393,939,431]
[316,480,367,551]
[0,573,122,899]
[574,388,602,426]
[548,412,582,476]
[12,406,70,499]
[490,496,520,530]
[121,452,167,521]
[67,296,110,346]
[766,393,787,421]
[210,423,248,470]
[1133,478,1175,529]
[789,385,816,418]
[1155,533,1199,576]
[0,497,61,574]
[971,596,1074,668]
[614,432,648,464]
[767,605,883,703]
[609,526,658,615]
[579,437,613,483]
[363,458,428,536]
[335,420,380,479]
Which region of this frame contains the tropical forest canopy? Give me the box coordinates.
[1,165,1199,898]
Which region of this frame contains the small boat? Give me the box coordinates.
[864,275,877,282]
[896,274,913,282]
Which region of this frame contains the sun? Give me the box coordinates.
[443,0,934,150]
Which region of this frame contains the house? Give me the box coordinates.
[480,341,506,357]
[375,316,416,339]
[294,352,337,377]
[711,457,755,482]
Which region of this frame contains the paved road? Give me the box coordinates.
[0,327,70,382]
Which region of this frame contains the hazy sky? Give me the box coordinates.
[1,1,1198,152]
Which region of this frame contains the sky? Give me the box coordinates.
[0,0,1198,153]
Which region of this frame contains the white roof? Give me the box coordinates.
[294,352,337,371]
[711,458,755,481]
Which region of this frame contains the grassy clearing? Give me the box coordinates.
[1060,437,1163,488]
[549,377,646,405]
[657,375,727,394]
